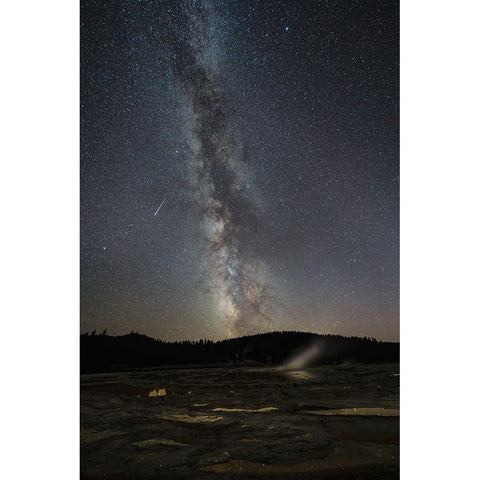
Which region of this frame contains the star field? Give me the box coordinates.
[81,0,399,341]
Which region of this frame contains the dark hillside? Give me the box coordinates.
[80,331,399,373]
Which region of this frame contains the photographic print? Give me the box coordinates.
[80,1,399,478]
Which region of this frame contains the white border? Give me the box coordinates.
[1,1,79,478]
[401,0,479,477]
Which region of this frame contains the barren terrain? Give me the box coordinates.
[81,364,399,479]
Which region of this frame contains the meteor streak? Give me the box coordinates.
[154,198,166,216]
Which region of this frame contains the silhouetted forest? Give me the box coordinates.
[80,331,399,373]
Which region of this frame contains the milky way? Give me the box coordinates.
[169,1,272,336]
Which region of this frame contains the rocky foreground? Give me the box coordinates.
[81,364,399,479]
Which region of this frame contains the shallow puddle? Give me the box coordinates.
[131,438,189,448]
[158,414,224,423]
[308,407,399,416]
[282,369,316,381]
[212,406,278,413]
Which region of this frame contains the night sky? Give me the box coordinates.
[81,0,399,342]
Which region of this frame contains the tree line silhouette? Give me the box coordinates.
[80,331,399,373]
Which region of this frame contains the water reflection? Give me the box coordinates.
[282,369,316,381]
[212,407,277,413]
[159,414,224,423]
[308,407,399,416]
